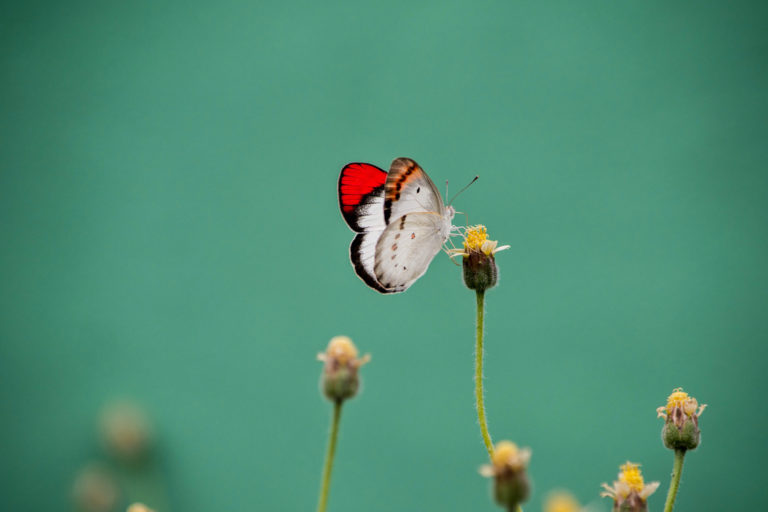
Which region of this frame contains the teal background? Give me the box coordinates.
[2,1,767,510]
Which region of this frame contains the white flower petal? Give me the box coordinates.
[640,481,660,499]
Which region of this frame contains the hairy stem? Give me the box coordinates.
[475,291,494,458]
[317,401,343,512]
[663,449,686,512]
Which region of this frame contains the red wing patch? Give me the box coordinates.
[339,163,387,212]
[338,163,387,232]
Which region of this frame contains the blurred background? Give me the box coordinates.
[2,1,767,510]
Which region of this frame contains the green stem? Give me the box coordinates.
[317,401,343,512]
[663,449,686,512]
[475,291,494,458]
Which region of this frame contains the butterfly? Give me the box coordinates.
[338,157,456,293]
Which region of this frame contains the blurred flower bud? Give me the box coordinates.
[656,388,706,451]
[450,225,509,293]
[480,441,531,511]
[318,336,370,403]
[73,465,119,512]
[127,504,154,512]
[600,462,659,512]
[100,401,153,464]
[544,490,582,512]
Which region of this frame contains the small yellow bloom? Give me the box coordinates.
[318,336,370,402]
[450,225,509,292]
[656,388,706,419]
[72,465,118,512]
[100,401,152,463]
[464,225,488,251]
[480,440,532,511]
[544,491,581,512]
[323,336,358,365]
[618,462,645,493]
[489,441,531,472]
[452,225,510,257]
[127,504,154,512]
[601,461,659,510]
[657,387,706,451]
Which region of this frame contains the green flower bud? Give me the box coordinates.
[100,402,152,465]
[463,250,498,292]
[318,336,370,403]
[72,465,119,512]
[656,388,706,451]
[450,225,509,293]
[600,462,659,512]
[481,441,532,511]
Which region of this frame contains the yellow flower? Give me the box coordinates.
[601,461,659,510]
[656,388,706,419]
[320,336,360,365]
[318,336,370,402]
[100,401,152,463]
[657,387,706,451]
[451,225,510,258]
[480,441,532,511]
[450,225,509,292]
[127,504,154,512]
[544,491,581,512]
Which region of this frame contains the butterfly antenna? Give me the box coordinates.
[448,175,479,206]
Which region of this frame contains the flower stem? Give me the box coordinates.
[663,449,686,512]
[317,400,343,512]
[475,290,494,458]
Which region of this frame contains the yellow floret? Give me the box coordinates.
[492,441,518,467]
[464,225,488,251]
[619,462,645,493]
[544,491,581,512]
[326,336,358,364]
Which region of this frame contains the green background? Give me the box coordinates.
[2,1,767,510]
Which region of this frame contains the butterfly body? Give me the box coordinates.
[338,158,455,293]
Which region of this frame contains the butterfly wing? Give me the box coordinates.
[383,157,445,224]
[338,163,395,293]
[373,212,447,293]
[338,162,387,232]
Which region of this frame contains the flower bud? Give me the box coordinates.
[480,441,532,511]
[463,250,498,292]
[127,504,155,512]
[544,491,582,512]
[318,336,370,403]
[455,226,509,292]
[600,462,659,512]
[656,388,706,451]
[72,465,119,512]
[100,401,153,465]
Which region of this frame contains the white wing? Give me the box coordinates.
[339,163,395,293]
[373,212,447,293]
[350,230,392,293]
[383,158,445,224]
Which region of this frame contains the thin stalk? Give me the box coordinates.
[317,401,343,512]
[663,449,686,512]
[475,290,494,458]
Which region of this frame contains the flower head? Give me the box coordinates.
[318,336,370,403]
[544,491,582,512]
[601,462,659,512]
[451,225,509,292]
[100,401,152,464]
[657,387,706,450]
[127,504,154,512]
[72,465,119,512]
[480,441,531,511]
